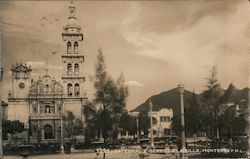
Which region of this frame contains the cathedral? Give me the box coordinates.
[7,1,87,143]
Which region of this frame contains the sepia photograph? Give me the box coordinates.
[0,0,249,158]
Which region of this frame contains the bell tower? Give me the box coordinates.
[10,63,32,99]
[61,1,85,98]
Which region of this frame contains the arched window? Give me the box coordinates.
[152,117,157,125]
[74,83,80,97]
[74,41,78,53]
[67,42,72,53]
[44,84,49,93]
[67,63,72,75]
[67,83,73,97]
[44,124,53,139]
[45,105,50,114]
[74,63,79,75]
[33,106,37,114]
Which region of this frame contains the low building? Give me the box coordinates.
[129,107,173,138]
[151,108,173,137]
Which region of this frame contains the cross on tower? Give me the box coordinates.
[45,57,48,75]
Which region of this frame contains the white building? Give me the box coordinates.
[151,108,173,137]
[130,108,173,138]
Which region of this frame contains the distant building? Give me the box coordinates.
[130,108,173,138]
[220,99,249,137]
[151,108,173,137]
[7,1,88,143]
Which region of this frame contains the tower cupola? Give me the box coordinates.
[62,1,83,54]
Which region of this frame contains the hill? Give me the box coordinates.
[130,87,196,116]
[130,85,249,116]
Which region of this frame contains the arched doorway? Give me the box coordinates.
[44,124,53,139]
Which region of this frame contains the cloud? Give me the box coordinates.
[120,1,249,87]
[121,1,249,62]
[126,80,143,87]
[2,2,65,45]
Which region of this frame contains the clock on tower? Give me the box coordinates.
[10,63,32,99]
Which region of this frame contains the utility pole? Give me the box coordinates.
[149,99,154,148]
[178,84,187,154]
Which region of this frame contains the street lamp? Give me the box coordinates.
[136,117,139,144]
[0,67,4,159]
[178,84,187,154]
[98,88,106,142]
[149,99,154,148]
[59,104,64,154]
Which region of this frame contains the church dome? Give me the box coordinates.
[63,1,81,33]
[42,74,52,80]
[64,18,81,31]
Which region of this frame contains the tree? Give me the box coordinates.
[219,107,234,139]
[93,48,129,140]
[231,114,248,135]
[2,120,25,140]
[112,74,129,114]
[138,110,150,137]
[94,108,114,139]
[185,91,204,137]
[83,101,98,140]
[217,83,236,137]
[202,66,237,139]
[202,65,222,138]
[93,48,115,139]
[119,112,136,136]
[63,111,83,138]
[111,74,129,138]
[94,48,111,108]
[218,106,248,139]
[171,115,181,136]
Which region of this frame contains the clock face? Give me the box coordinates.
[19,82,25,89]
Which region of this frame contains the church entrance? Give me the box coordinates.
[44,124,53,139]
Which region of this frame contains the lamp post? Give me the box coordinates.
[0,67,3,159]
[98,88,106,143]
[136,116,139,144]
[60,104,64,154]
[178,84,187,154]
[149,99,154,148]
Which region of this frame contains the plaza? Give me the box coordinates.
[3,152,185,159]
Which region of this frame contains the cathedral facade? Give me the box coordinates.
[7,1,87,143]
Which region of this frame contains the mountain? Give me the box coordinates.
[130,85,249,116]
[226,86,249,109]
[130,87,196,116]
[228,87,249,103]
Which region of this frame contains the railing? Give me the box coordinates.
[28,94,66,99]
[30,114,61,120]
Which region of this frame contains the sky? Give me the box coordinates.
[1,0,249,110]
